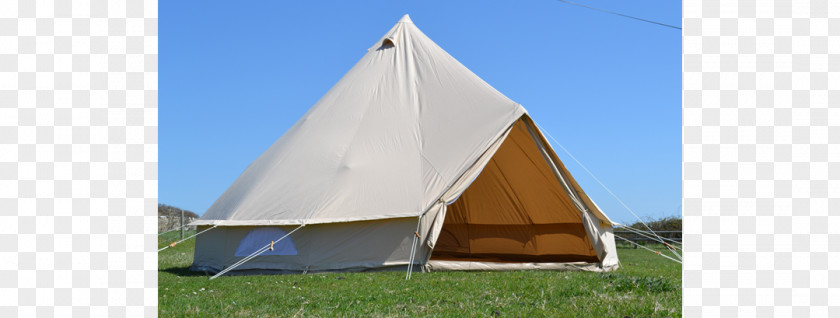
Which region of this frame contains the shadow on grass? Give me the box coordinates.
[160,266,212,277]
[160,266,292,278]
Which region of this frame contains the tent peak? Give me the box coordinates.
[378,14,413,49]
[397,14,413,24]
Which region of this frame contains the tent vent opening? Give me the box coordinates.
[380,38,395,49]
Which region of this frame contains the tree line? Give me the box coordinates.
[625,215,681,232]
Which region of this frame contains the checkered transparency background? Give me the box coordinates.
[684,0,840,317]
[0,0,158,317]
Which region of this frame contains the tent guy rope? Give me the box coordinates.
[614,235,682,264]
[535,122,683,261]
[158,225,218,252]
[616,224,683,250]
[617,224,683,258]
[615,223,683,260]
[618,226,683,252]
[405,215,423,280]
[209,224,305,280]
[615,224,682,261]
[617,224,683,247]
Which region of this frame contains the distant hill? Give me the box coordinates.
[158,203,199,233]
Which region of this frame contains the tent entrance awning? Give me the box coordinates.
[430,117,601,263]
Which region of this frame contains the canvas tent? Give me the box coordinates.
[190,14,619,274]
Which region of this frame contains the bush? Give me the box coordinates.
[626,216,681,232]
[158,203,199,232]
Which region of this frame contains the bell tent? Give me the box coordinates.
[190,14,619,275]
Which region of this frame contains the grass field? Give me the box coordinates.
[159,230,681,317]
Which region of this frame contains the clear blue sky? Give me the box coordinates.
[160,1,681,225]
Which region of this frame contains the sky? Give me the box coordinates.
[160,0,681,225]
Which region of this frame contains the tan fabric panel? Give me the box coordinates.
[443,120,584,225]
[520,116,614,225]
[431,118,598,262]
[432,224,599,263]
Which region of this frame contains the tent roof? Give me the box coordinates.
[195,14,526,225]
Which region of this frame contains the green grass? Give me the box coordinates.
[159,232,681,317]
